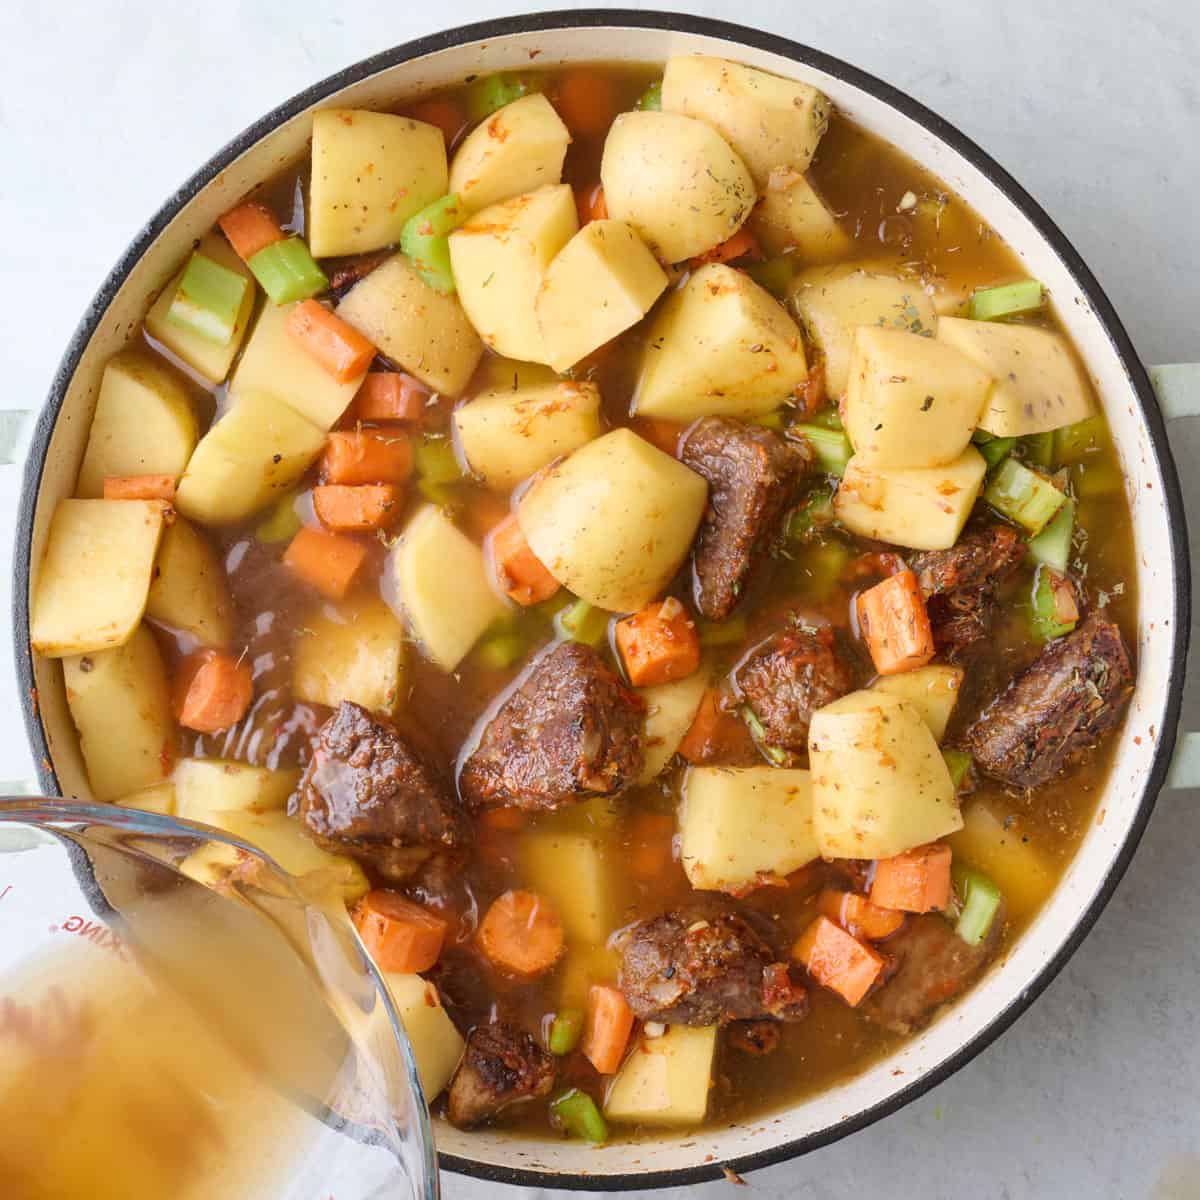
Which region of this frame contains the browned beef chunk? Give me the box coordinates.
[297,702,468,881]
[446,1022,556,1129]
[731,622,856,757]
[619,901,808,1026]
[727,1019,781,1056]
[458,642,644,812]
[963,615,1134,789]
[911,524,1026,658]
[861,912,1003,1035]
[680,418,811,621]
[324,249,394,298]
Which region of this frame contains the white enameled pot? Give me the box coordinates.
[11,11,1194,1192]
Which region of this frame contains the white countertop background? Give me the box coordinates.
[2,3,1198,1197]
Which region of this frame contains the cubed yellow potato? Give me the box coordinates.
[605,1024,718,1126]
[175,391,326,525]
[179,842,242,887]
[946,802,1055,918]
[535,220,668,371]
[601,111,755,263]
[448,184,578,363]
[809,691,962,859]
[558,944,622,1008]
[231,299,364,430]
[174,759,299,826]
[144,234,255,384]
[635,263,808,421]
[388,504,507,671]
[336,254,483,397]
[309,109,447,257]
[146,518,233,647]
[833,446,987,551]
[76,351,197,497]
[292,598,406,715]
[662,55,830,185]
[522,830,619,943]
[62,624,173,801]
[381,973,465,1100]
[750,170,853,261]
[517,428,708,612]
[637,669,710,784]
[789,264,937,398]
[870,664,965,743]
[844,327,993,468]
[449,93,571,213]
[117,782,176,816]
[452,380,602,490]
[31,499,168,657]
[471,355,559,392]
[937,318,1094,436]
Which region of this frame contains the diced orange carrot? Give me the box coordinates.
[555,71,618,137]
[691,226,762,267]
[172,649,253,735]
[818,888,906,941]
[677,687,730,763]
[313,484,402,533]
[487,514,560,606]
[478,889,565,978]
[615,597,700,687]
[869,843,953,913]
[582,984,635,1075]
[856,569,936,676]
[218,200,285,262]
[321,430,414,486]
[795,359,828,417]
[286,299,376,383]
[102,474,177,502]
[282,527,368,600]
[352,890,447,973]
[626,811,676,881]
[575,182,608,227]
[352,371,430,423]
[407,97,469,147]
[479,807,528,833]
[792,915,886,1007]
[630,417,686,456]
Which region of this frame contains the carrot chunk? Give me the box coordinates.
[582,984,635,1075]
[556,71,618,137]
[286,299,376,382]
[615,597,700,687]
[792,915,886,1007]
[478,889,565,978]
[353,890,447,973]
[691,226,761,267]
[856,569,936,676]
[313,483,402,533]
[321,430,413,486]
[817,888,906,941]
[352,371,430,423]
[869,843,953,913]
[173,649,253,734]
[406,96,469,147]
[487,514,560,606]
[218,200,285,262]
[282,527,368,600]
[676,687,736,763]
[575,182,608,227]
[102,474,177,502]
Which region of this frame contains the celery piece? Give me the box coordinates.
[1022,430,1055,469]
[548,1008,585,1056]
[786,488,835,540]
[942,748,973,791]
[696,614,747,647]
[635,80,663,111]
[952,863,1003,947]
[751,409,786,431]
[166,252,251,345]
[983,458,1067,535]
[254,492,302,544]
[793,540,851,601]
[976,434,1016,471]
[809,406,844,431]
[967,279,1044,322]
[556,598,610,647]
[475,628,527,671]
[1030,564,1077,641]
[551,1088,608,1143]
[793,424,851,476]
[247,236,328,305]
[741,706,788,766]
[1027,498,1074,572]
[1053,414,1107,464]
[416,478,461,509]
[415,437,462,484]
[400,194,468,296]
[745,256,795,299]
[464,72,538,122]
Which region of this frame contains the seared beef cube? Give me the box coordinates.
[459,642,644,811]
[297,702,468,881]
[447,1022,556,1129]
[732,623,855,757]
[963,615,1134,789]
[862,912,1003,1035]
[619,901,807,1026]
[680,418,811,621]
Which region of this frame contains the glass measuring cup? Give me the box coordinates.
[0,798,439,1200]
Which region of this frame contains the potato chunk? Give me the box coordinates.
[636,669,709,784]
[517,428,707,613]
[833,447,987,551]
[76,352,197,497]
[381,973,465,1100]
[750,170,853,261]
[679,766,818,893]
[809,691,962,859]
[605,1024,718,1126]
[845,327,992,468]
[937,318,1093,436]
[308,109,447,257]
[870,664,965,743]
[662,55,830,185]
[118,782,176,815]
[634,263,808,421]
[31,499,168,657]
[449,93,571,213]
[535,220,668,371]
[146,517,233,648]
[946,802,1055,918]
[448,184,578,364]
[175,391,326,525]
[601,111,755,263]
[174,758,299,825]
[522,831,618,943]
[452,380,602,490]
[63,624,173,801]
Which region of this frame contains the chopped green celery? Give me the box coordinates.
[1022,431,1055,469]
[247,236,328,304]
[967,279,1044,322]
[741,707,787,766]
[548,1009,584,1056]
[942,749,972,791]
[751,408,786,431]
[952,863,1003,947]
[1071,459,1123,499]
[808,406,844,431]
[635,80,663,111]
[983,458,1067,535]
[166,252,250,345]
[1053,414,1107,464]
[535,589,574,624]
[793,539,851,601]
[551,1088,608,1144]
[254,492,302,543]
[465,72,541,122]
[400,194,468,295]
[745,256,795,299]
[1030,564,1078,641]
[976,435,1016,471]
[556,598,610,647]
[793,424,851,476]
[1027,498,1074,571]
[786,488,835,539]
[696,614,747,647]
[475,628,527,671]
[415,437,462,484]
[416,478,461,509]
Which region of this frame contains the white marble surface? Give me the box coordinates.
[1,2,1198,1197]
